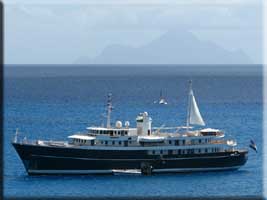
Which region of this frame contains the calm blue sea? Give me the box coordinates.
[4,67,263,198]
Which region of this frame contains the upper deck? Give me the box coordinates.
[86,126,137,136]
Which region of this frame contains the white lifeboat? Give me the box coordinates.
[138,136,165,143]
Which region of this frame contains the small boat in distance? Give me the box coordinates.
[154,90,168,105]
[12,80,248,175]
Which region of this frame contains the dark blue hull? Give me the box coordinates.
[12,143,248,175]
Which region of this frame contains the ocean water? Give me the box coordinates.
[4,68,263,198]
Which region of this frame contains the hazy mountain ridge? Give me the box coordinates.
[75,30,252,65]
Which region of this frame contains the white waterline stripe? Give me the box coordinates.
[28,169,114,174]
[28,166,242,175]
[153,166,242,172]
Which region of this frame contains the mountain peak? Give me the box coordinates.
[75,30,252,65]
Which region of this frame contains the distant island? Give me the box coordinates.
[75,30,252,65]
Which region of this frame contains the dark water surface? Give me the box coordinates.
[4,69,263,198]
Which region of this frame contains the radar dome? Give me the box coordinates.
[115,121,122,128]
[125,121,130,128]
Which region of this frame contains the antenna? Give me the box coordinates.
[106,93,112,128]
[186,80,193,130]
[100,113,106,127]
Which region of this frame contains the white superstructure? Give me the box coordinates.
[63,81,237,155]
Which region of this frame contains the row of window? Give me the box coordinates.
[99,140,132,146]
[73,139,94,145]
[74,139,87,143]
[90,130,128,136]
[167,138,212,146]
[149,147,221,155]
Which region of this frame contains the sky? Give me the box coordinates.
[4,0,263,64]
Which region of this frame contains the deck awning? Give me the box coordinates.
[200,128,220,132]
[68,135,96,140]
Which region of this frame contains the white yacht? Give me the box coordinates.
[12,81,248,175]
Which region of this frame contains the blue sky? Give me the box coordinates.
[4,0,263,64]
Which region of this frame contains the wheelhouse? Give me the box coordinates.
[87,127,129,136]
[199,128,224,137]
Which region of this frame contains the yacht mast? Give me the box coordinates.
[106,93,112,128]
[186,80,192,130]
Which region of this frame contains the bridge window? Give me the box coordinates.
[119,141,122,145]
